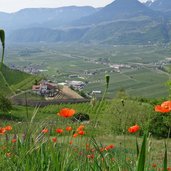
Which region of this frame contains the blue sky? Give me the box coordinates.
[0,0,148,13]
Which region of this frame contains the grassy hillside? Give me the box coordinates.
[0,64,41,96]
[1,64,30,85]
[0,72,13,96]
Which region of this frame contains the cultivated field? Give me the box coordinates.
[5,43,171,98]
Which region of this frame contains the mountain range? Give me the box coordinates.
[1,0,171,44]
[149,0,171,11]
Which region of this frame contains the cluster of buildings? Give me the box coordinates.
[32,80,58,97]
[109,64,131,73]
[9,64,47,74]
[32,80,86,97]
[67,80,85,90]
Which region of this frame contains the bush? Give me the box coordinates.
[149,113,171,138]
[71,112,90,122]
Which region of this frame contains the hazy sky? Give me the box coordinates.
[0,0,148,13]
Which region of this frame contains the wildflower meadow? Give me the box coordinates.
[0,79,170,171]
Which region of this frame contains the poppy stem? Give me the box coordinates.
[94,88,107,128]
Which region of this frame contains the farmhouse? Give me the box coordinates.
[69,75,78,78]
[92,90,102,94]
[68,81,85,90]
[32,81,58,97]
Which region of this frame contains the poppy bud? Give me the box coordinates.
[105,75,110,89]
[121,99,124,106]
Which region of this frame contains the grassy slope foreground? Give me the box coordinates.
[0,64,41,96]
[0,99,170,170]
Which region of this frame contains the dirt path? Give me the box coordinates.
[61,86,83,99]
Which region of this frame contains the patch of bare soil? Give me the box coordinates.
[61,86,83,99]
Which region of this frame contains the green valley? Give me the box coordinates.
[5,43,171,98]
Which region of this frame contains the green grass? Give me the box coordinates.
[0,98,170,170]
[0,63,170,169]
[1,64,30,86]
[0,64,42,96]
[5,99,161,136]
[0,72,12,96]
[11,75,42,92]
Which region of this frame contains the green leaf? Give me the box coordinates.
[136,134,147,171]
[136,137,139,158]
[163,142,168,171]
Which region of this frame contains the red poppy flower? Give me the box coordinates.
[155,105,170,113]
[128,124,140,133]
[5,126,12,131]
[77,125,85,132]
[152,163,157,168]
[56,128,63,134]
[87,154,94,159]
[12,139,17,143]
[161,101,171,110]
[78,130,85,135]
[69,141,73,145]
[42,128,48,134]
[73,133,78,138]
[66,126,72,131]
[105,144,114,150]
[155,101,171,113]
[52,137,57,143]
[58,108,76,118]
[0,128,6,135]
[109,144,114,149]
[86,144,90,151]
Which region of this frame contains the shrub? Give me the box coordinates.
[149,113,171,138]
[71,112,90,122]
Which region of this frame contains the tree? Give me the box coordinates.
[0,94,12,114]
